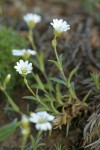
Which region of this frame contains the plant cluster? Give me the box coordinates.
[0,13,99,150]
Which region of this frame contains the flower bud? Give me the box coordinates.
[3,74,11,88]
[21,115,30,136]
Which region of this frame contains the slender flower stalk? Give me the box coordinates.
[28,29,49,84]
[2,89,20,113]
[28,28,37,52]
[24,77,35,96]
[23,14,49,83]
[23,13,41,53]
[52,36,68,83]
[51,19,70,83]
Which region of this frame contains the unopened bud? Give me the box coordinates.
[21,115,30,136]
[4,74,11,88]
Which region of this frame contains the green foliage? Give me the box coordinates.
[0,119,18,142]
[30,131,45,150]
[91,72,100,92]
[81,0,100,22]
[50,77,66,85]
[96,48,100,59]
[55,143,62,150]
[0,26,28,91]
[82,0,95,13]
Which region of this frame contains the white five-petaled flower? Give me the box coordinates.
[51,19,70,34]
[30,111,55,131]
[23,13,41,28]
[12,49,36,59]
[14,60,33,76]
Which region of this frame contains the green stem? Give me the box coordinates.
[29,29,37,52]
[28,29,49,85]
[37,130,42,141]
[50,101,59,115]
[60,68,68,84]
[3,90,20,113]
[28,28,54,95]
[21,135,28,150]
[24,77,35,96]
[54,45,59,63]
[24,76,51,111]
[53,36,68,84]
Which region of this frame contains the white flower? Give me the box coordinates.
[51,19,70,33]
[30,111,55,131]
[23,13,41,27]
[14,60,33,76]
[12,49,36,59]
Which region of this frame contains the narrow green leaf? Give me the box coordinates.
[38,51,45,72]
[37,143,46,149]
[83,90,92,102]
[0,119,18,141]
[56,84,63,105]
[68,67,78,84]
[50,77,66,85]
[48,60,60,69]
[68,82,77,99]
[23,96,36,101]
[36,107,50,112]
[35,74,44,90]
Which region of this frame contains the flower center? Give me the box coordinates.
[23,52,30,60]
[38,118,47,124]
[21,68,27,74]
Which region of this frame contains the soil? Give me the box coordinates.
[0,0,100,150]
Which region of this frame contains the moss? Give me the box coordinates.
[0,26,29,91]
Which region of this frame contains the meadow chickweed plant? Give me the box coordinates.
[13,17,89,145]
[0,14,91,150]
[20,112,54,150]
[51,19,70,83]
[12,49,36,60]
[23,13,41,52]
